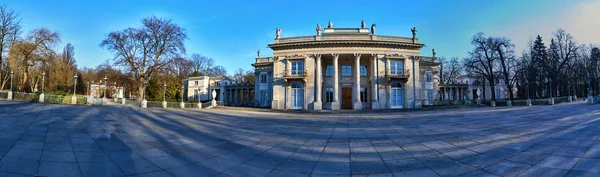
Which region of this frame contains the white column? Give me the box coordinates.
[271,56,279,109]
[353,53,362,110]
[314,54,323,110]
[331,53,340,110]
[371,54,379,110]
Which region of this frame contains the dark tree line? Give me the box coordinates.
[459,29,598,102]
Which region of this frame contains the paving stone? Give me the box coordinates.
[312,162,350,175]
[572,158,600,173]
[223,164,272,177]
[275,160,316,173]
[0,158,39,175]
[482,161,531,177]
[114,159,163,175]
[4,148,42,160]
[518,166,569,176]
[428,161,477,177]
[37,162,81,177]
[537,155,580,170]
[41,150,77,162]
[351,162,391,175]
[392,168,439,177]
[78,162,126,177]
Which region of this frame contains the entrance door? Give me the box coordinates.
[390,82,404,108]
[472,89,477,100]
[290,83,304,109]
[342,88,352,109]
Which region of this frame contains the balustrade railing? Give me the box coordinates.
[283,69,308,78]
[388,69,410,77]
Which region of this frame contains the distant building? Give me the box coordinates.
[457,74,511,100]
[89,82,123,98]
[186,76,237,102]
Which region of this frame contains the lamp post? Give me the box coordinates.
[74,75,78,95]
[39,72,46,102]
[87,81,91,97]
[163,83,167,102]
[41,72,45,93]
[141,80,148,108]
[103,76,107,98]
[71,74,78,104]
[7,70,13,100]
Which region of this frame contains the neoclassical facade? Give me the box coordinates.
[254,22,440,110]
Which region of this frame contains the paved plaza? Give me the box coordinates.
[0,101,599,176]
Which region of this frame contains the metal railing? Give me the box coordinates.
[126,99,141,107]
[283,69,308,78]
[202,102,212,108]
[387,69,410,77]
[12,92,37,102]
[147,101,163,108]
[184,103,196,109]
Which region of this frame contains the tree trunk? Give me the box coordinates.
[137,79,145,101]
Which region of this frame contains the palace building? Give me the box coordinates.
[252,21,441,110]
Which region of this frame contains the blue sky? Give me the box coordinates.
[4,0,599,75]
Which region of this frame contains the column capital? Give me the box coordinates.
[354,53,361,58]
[314,54,322,59]
[371,53,378,57]
[331,53,339,58]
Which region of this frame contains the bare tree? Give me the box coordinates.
[547,29,579,97]
[494,37,520,100]
[439,57,460,84]
[207,65,227,76]
[464,33,498,101]
[0,5,21,90]
[9,28,60,91]
[100,16,187,100]
[233,68,245,83]
[190,53,214,76]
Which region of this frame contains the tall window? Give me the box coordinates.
[390,60,404,75]
[325,65,333,76]
[341,65,352,76]
[325,88,334,103]
[260,74,267,83]
[426,72,432,82]
[495,89,501,99]
[195,81,198,86]
[360,88,367,102]
[291,61,304,75]
[360,65,367,76]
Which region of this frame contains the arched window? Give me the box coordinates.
[391,82,403,88]
[291,82,303,88]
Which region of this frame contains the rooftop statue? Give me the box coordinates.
[411,27,417,39]
[371,24,376,35]
[432,49,436,57]
[275,28,281,39]
[316,24,322,36]
[361,20,366,28]
[257,49,261,58]
[328,21,333,28]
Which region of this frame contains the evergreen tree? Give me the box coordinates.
[529,35,548,98]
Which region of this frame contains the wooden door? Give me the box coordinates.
[342,88,352,109]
